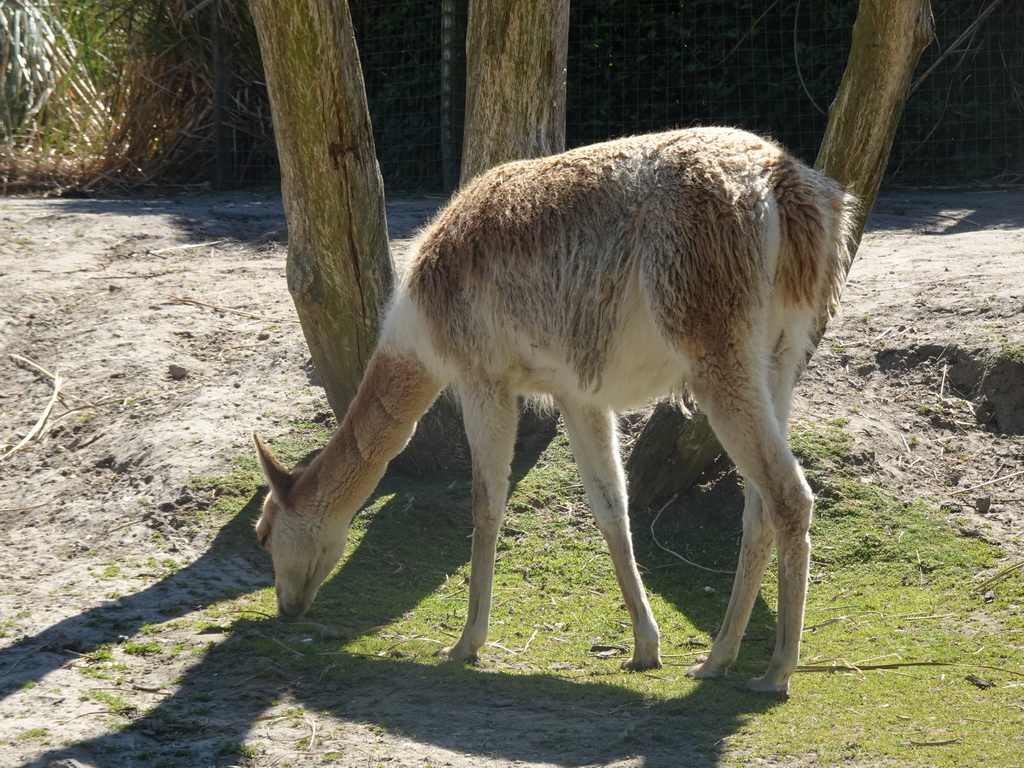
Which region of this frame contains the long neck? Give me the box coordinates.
[306,350,443,516]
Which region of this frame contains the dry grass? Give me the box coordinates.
[0,0,273,194]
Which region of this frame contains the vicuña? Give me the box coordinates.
[254,127,855,693]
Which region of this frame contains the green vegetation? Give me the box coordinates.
[143,414,1022,767]
[0,0,271,191]
[97,564,121,579]
[83,689,132,716]
[24,408,1016,765]
[121,641,162,657]
[17,727,51,745]
[998,341,1024,366]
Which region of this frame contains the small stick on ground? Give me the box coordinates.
[950,469,1024,495]
[10,353,96,408]
[797,659,1024,679]
[972,561,1024,593]
[649,496,736,574]
[0,499,54,514]
[0,372,63,462]
[150,240,225,254]
[166,295,299,323]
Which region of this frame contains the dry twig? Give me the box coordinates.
[649,496,736,574]
[0,499,53,514]
[166,295,299,323]
[150,240,225,254]
[972,561,1024,593]
[0,372,63,461]
[950,469,1024,496]
[797,659,1024,679]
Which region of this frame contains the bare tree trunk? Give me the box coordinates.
[815,0,935,238]
[460,0,570,183]
[248,0,393,417]
[396,0,570,474]
[625,0,935,510]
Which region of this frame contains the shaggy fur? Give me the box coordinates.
[255,127,856,693]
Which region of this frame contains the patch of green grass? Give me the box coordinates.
[88,647,114,663]
[76,646,129,683]
[122,640,163,657]
[156,413,1024,768]
[17,727,51,744]
[216,741,259,759]
[83,688,133,715]
[997,341,1024,365]
[97,564,121,579]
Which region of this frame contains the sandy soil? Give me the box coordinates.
[0,189,1021,768]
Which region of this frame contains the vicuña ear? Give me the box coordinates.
[253,432,294,501]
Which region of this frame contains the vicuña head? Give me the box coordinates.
[254,350,444,617]
[253,434,349,617]
[252,127,855,693]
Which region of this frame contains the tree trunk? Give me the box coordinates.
[625,0,935,510]
[815,0,935,239]
[248,0,393,417]
[395,0,570,474]
[459,0,570,183]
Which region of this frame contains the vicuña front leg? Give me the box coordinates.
[560,401,661,671]
[436,384,518,664]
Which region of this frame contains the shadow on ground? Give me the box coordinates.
[3,435,783,767]
[46,193,442,244]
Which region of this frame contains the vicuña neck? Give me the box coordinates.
[309,350,443,514]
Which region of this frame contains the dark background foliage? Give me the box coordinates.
[3,0,1021,193]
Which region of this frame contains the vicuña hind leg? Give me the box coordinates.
[436,384,518,664]
[685,368,812,693]
[559,400,661,671]
[686,485,774,680]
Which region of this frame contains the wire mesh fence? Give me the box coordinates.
[354,0,1024,195]
[2,1,1021,193]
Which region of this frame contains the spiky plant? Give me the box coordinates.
[0,0,274,193]
[0,0,112,191]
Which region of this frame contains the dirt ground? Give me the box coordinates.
[0,188,1022,768]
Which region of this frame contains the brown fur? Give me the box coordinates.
[254,352,442,616]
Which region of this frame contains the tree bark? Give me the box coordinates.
[248,0,393,417]
[460,0,570,183]
[625,0,935,510]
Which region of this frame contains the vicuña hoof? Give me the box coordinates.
[742,675,790,694]
[684,658,729,680]
[434,646,479,665]
[621,655,662,672]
